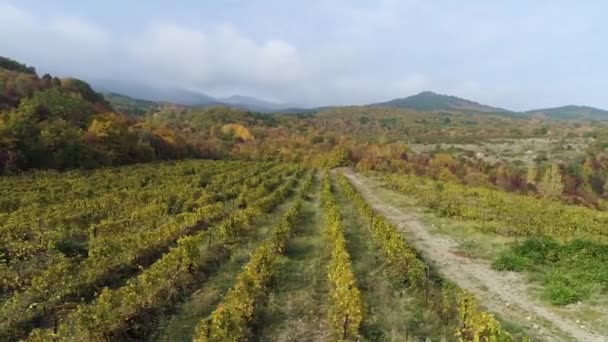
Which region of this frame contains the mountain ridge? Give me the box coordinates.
[93,80,608,120]
[525,105,608,120]
[369,91,511,113]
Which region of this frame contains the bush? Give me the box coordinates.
[544,276,586,305]
[492,253,531,272]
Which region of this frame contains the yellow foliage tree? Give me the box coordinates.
[221,123,254,141]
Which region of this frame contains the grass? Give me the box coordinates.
[254,175,332,341]
[493,238,608,306]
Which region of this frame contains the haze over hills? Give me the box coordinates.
[219,95,286,112]
[98,84,608,121]
[93,80,289,112]
[92,80,220,106]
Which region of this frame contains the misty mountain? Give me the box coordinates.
[96,79,608,120]
[370,91,511,113]
[102,92,165,116]
[220,95,285,111]
[92,80,221,106]
[93,80,290,111]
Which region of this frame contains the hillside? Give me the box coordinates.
[371,91,510,113]
[0,57,197,172]
[0,56,37,75]
[102,92,164,116]
[525,105,608,120]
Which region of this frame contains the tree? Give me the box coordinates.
[538,164,564,198]
[0,122,18,173]
[20,88,94,127]
[60,78,110,109]
[221,123,254,142]
[87,113,138,164]
[429,153,456,180]
[526,167,539,187]
[0,56,36,74]
[495,165,511,190]
[39,118,94,169]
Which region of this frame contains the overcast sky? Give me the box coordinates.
[1,0,606,109]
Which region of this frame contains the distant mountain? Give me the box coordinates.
[102,92,163,116]
[92,80,221,106]
[96,82,608,120]
[93,80,293,112]
[525,105,608,120]
[220,95,285,112]
[370,91,510,113]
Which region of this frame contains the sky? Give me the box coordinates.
[1,0,607,110]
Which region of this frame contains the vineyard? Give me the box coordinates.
[0,160,532,341]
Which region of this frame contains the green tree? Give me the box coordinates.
[39,119,94,169]
[20,88,94,127]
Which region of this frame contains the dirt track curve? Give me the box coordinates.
[343,170,605,342]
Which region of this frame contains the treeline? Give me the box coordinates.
[0,57,197,173]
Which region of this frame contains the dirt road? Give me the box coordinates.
[343,171,604,342]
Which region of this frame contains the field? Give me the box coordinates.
[3,159,606,341]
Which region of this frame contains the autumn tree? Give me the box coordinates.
[538,164,564,198]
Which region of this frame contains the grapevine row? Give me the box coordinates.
[381,172,608,239]
[320,172,364,341]
[193,171,314,341]
[336,173,426,288]
[0,163,283,341]
[26,167,302,341]
[340,173,512,341]
[0,160,250,294]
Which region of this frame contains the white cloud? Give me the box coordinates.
[50,16,110,46]
[124,22,390,105]
[0,1,435,106]
[6,1,604,109]
[0,2,113,78]
[124,23,311,93]
[0,3,34,26]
